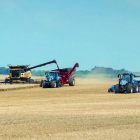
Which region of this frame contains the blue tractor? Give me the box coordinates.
[41,71,62,88]
[108,72,140,93]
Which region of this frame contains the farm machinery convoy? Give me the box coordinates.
[108,72,140,93]
[2,60,140,93]
[2,60,79,88]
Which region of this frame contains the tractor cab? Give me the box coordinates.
[118,73,134,85]
[45,71,60,82]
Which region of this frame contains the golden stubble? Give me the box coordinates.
[0,78,140,140]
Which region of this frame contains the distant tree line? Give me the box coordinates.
[0,67,9,75]
[0,66,130,78]
[31,70,46,76]
[75,66,128,78]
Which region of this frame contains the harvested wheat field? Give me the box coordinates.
[0,78,140,140]
[0,75,44,91]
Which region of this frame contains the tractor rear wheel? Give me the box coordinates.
[69,78,75,86]
[133,82,138,93]
[114,84,119,93]
[126,84,133,93]
[56,79,62,87]
[42,80,46,88]
[51,81,56,88]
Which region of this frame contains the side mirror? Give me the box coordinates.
[45,71,49,76]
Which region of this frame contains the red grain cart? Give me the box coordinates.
[55,62,79,86]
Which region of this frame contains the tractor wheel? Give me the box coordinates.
[42,80,46,88]
[114,84,119,93]
[51,81,56,88]
[126,84,133,93]
[133,82,138,93]
[112,88,115,92]
[56,79,62,87]
[40,80,43,87]
[69,78,75,86]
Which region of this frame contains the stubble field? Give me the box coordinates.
[0,78,140,140]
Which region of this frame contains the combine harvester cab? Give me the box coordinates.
[41,62,79,88]
[108,72,140,93]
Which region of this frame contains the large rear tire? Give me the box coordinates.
[69,78,75,86]
[126,83,133,93]
[56,79,62,87]
[51,81,56,88]
[114,84,119,93]
[133,82,138,93]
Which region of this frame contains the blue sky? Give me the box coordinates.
[0,0,140,71]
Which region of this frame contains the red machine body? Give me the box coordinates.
[53,63,79,85]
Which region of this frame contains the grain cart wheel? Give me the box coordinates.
[42,80,46,88]
[114,84,119,93]
[51,81,56,88]
[126,84,133,93]
[133,82,138,93]
[69,78,75,86]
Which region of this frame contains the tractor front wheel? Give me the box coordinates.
[114,84,119,93]
[51,81,56,88]
[40,80,43,87]
[42,80,46,88]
